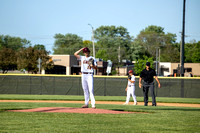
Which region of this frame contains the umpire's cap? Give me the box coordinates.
[128,70,133,73]
[146,62,150,66]
[83,47,90,53]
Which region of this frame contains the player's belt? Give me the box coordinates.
[82,72,93,74]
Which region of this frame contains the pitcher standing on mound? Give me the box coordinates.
[74,47,97,109]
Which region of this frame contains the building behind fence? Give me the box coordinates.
[0,74,200,98]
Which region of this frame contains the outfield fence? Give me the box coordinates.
[0,74,200,98]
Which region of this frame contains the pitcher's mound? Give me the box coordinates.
[9,107,140,114]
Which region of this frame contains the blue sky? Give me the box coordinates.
[0,0,200,53]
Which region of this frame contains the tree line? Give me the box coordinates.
[53,25,200,63]
[53,25,200,74]
[0,35,53,73]
[1,25,200,74]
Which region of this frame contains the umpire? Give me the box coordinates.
[139,62,161,106]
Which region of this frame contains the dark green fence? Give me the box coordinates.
[0,75,200,98]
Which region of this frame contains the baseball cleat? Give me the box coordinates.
[92,107,96,109]
[133,102,137,105]
[123,103,128,105]
[82,105,89,108]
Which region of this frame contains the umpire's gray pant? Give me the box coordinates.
[143,82,156,106]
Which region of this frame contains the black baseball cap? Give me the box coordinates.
[146,62,150,66]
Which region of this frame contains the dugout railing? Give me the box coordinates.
[0,74,200,98]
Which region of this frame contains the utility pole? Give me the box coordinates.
[38,58,42,74]
[118,46,121,63]
[158,48,160,76]
[156,47,159,75]
[181,0,186,77]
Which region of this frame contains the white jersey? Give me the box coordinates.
[80,56,97,73]
[128,75,135,86]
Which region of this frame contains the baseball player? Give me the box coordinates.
[123,70,137,105]
[74,47,97,109]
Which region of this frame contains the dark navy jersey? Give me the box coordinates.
[140,68,156,83]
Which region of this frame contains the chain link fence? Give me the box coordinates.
[0,75,200,98]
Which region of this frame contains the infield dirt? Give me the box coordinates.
[1,100,200,108]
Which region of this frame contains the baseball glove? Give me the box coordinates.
[88,58,94,66]
[128,75,132,80]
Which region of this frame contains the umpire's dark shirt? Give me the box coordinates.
[140,68,156,83]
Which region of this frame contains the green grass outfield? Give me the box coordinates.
[0,95,200,133]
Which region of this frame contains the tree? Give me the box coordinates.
[191,41,200,63]
[185,41,200,63]
[135,25,178,61]
[160,42,180,63]
[129,39,149,61]
[0,35,31,50]
[136,25,165,58]
[95,48,110,61]
[0,48,17,73]
[134,55,154,75]
[94,25,132,64]
[33,45,54,72]
[83,40,92,47]
[185,43,193,63]
[17,46,53,74]
[33,44,46,50]
[53,33,83,55]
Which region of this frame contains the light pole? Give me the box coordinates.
[88,23,96,75]
[88,24,95,59]
[181,0,186,77]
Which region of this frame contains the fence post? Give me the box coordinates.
[16,76,18,94]
[76,77,78,95]
[104,77,106,96]
[181,79,184,98]
[30,76,32,94]
[40,76,42,95]
[168,79,171,97]
[78,77,81,95]
[53,76,55,95]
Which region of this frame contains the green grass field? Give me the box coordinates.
[0,95,200,133]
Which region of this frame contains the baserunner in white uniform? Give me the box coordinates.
[74,47,97,109]
[123,70,137,105]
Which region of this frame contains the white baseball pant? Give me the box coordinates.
[81,74,95,107]
[125,85,137,104]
